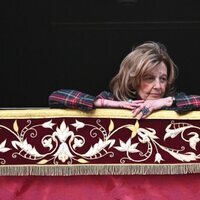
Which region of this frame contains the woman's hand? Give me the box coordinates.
[132,97,174,119]
[94,99,144,110]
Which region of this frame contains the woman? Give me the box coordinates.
[48,41,200,119]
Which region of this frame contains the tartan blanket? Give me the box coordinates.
[0,108,200,176]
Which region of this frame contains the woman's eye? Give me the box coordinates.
[160,77,167,83]
[144,76,154,82]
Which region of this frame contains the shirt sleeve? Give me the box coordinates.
[48,89,96,111]
[166,92,200,113]
[96,91,115,100]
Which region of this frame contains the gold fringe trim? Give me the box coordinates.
[1,164,200,176]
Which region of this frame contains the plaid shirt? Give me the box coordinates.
[48,89,200,113]
[48,89,114,111]
[165,92,200,113]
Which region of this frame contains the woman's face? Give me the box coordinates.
[137,61,168,100]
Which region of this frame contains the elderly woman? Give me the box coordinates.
[48,41,200,119]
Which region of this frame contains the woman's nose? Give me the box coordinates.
[153,79,161,88]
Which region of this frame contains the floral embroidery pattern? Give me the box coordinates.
[0,119,200,165]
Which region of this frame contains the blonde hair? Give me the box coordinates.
[109,41,178,101]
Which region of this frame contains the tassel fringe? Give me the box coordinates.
[0,163,200,176]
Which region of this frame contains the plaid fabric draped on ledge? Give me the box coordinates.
[0,108,200,176]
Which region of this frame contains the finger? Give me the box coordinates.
[124,105,134,110]
[120,103,135,110]
[133,100,144,103]
[135,109,150,119]
[141,113,151,119]
[132,107,142,117]
[123,102,141,109]
[126,105,139,110]
[141,107,152,118]
[131,103,143,108]
[133,111,143,120]
[131,100,144,105]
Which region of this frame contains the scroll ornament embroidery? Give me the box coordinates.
[0,119,200,165]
